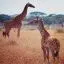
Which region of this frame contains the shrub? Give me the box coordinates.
[56,28,64,33]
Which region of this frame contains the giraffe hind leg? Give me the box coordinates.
[7,32,9,37]
[54,51,59,57]
[2,32,9,38]
[54,51,60,63]
[2,32,6,37]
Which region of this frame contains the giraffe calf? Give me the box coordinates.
[35,17,60,64]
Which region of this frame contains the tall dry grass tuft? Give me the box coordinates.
[55,28,64,33]
[7,40,17,45]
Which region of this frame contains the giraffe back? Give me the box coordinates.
[45,38,60,53]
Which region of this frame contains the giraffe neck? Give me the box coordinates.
[38,20,50,40]
[43,29,50,40]
[13,5,28,22]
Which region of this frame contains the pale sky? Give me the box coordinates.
[0,0,64,15]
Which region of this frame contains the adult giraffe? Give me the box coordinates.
[3,2,35,37]
[35,17,60,64]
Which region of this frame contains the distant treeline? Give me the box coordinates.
[0,12,64,25]
[0,14,12,22]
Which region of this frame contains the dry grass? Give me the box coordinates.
[55,28,64,33]
[0,29,64,64]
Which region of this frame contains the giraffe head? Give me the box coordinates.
[33,17,44,26]
[26,2,35,8]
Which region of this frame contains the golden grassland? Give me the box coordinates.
[0,29,64,64]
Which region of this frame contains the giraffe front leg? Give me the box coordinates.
[41,39,47,63]
[42,47,47,62]
[6,28,11,38]
[17,27,21,37]
[46,48,50,64]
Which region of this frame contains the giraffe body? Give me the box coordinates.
[36,17,60,64]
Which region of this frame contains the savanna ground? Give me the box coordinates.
[0,28,64,64]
